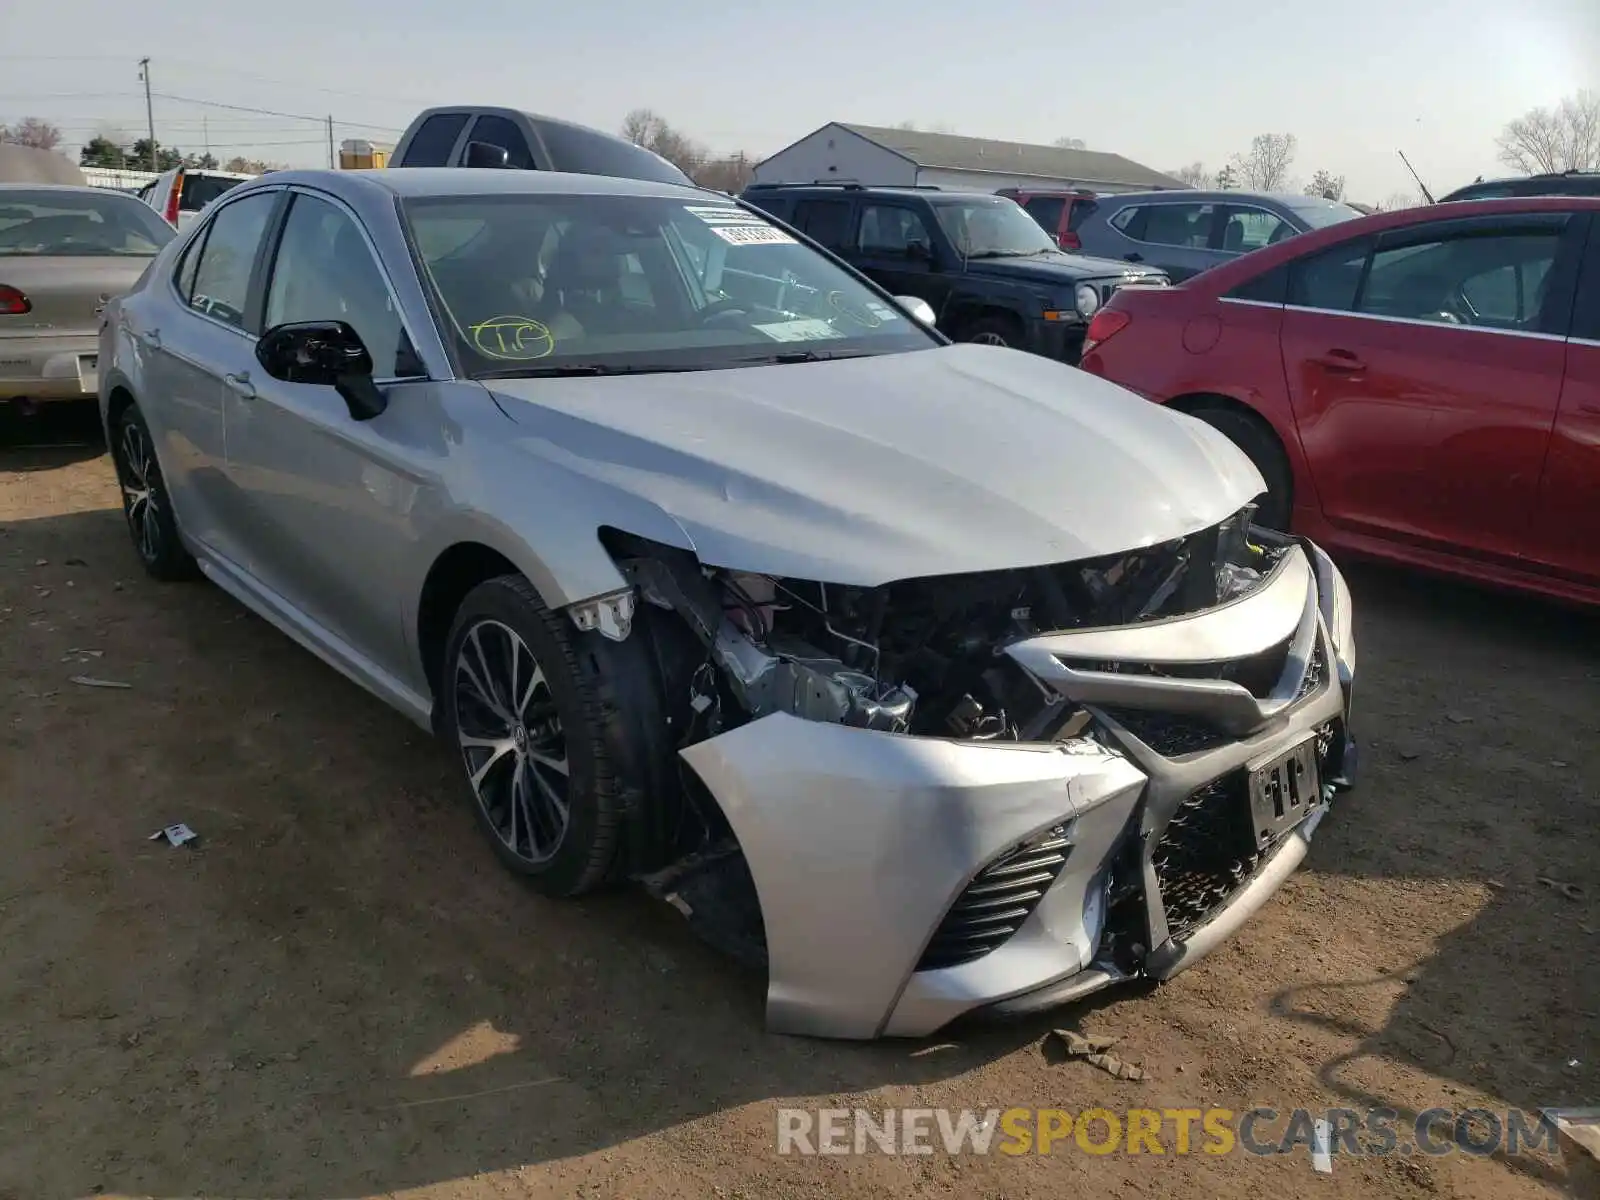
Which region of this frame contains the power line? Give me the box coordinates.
[150,90,402,132]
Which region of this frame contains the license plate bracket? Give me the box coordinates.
[1246,737,1320,849]
[77,354,98,394]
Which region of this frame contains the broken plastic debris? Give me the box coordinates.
[61,648,104,663]
[148,823,198,848]
[1537,876,1586,902]
[70,675,130,689]
[1047,1029,1145,1081]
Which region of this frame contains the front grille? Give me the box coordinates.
[1152,773,1265,939]
[1100,707,1232,756]
[917,828,1073,970]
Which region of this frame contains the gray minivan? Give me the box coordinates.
[1070,190,1362,280]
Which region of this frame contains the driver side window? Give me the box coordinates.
[264,193,420,378]
[857,204,931,257]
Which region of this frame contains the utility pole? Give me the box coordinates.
[138,57,156,171]
[327,115,335,169]
[203,115,210,163]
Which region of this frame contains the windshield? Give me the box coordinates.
[931,197,1059,258]
[403,193,938,377]
[0,189,176,257]
[1286,199,1365,230]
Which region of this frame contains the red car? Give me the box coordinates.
[1080,197,1600,607]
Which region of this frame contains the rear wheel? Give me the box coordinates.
[109,403,197,581]
[1187,404,1293,531]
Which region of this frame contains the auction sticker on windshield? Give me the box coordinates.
[710,225,796,246]
[752,318,840,342]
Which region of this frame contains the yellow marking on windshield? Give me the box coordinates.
[468,315,555,361]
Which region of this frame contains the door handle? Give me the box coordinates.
[138,327,161,349]
[224,372,257,400]
[1311,349,1365,372]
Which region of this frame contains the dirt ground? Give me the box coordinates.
[1,404,1596,1200]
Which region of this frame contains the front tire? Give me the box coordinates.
[959,314,1021,347]
[109,403,197,581]
[441,574,626,897]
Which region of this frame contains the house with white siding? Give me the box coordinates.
[753,123,1187,195]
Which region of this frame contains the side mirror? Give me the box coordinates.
[256,321,387,421]
[905,239,933,262]
[463,140,511,169]
[895,296,937,327]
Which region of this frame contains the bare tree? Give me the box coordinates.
[222,156,283,174]
[1374,190,1421,212]
[1053,136,1086,150]
[693,152,756,194]
[1170,161,1212,188]
[1304,169,1346,200]
[1229,133,1298,191]
[1495,90,1600,174]
[618,108,707,176]
[0,116,64,151]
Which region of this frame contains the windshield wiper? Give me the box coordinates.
[964,249,1039,259]
[474,362,707,380]
[733,348,877,366]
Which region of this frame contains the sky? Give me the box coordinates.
[2,0,1597,203]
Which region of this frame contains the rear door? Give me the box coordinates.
[1527,213,1600,584]
[1107,200,1220,279]
[1281,211,1577,561]
[141,188,282,563]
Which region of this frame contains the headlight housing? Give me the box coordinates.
[1074,283,1101,318]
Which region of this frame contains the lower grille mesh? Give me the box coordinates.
[1152,773,1265,940]
[917,830,1072,970]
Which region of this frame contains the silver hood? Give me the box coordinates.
[485,343,1265,586]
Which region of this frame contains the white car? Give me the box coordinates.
[137,167,256,231]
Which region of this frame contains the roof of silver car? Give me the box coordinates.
[256,167,709,202]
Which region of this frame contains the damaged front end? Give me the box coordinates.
[585,507,1357,1039]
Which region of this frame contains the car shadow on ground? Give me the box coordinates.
[1265,561,1598,1191]
[1,499,1595,1197]
[0,398,106,465]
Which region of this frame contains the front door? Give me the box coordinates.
[850,201,950,320]
[1282,213,1573,561]
[143,188,280,564]
[221,188,430,672]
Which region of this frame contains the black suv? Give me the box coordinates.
[740,183,1168,362]
[1438,170,1600,203]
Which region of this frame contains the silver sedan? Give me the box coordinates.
[98,166,1358,1039]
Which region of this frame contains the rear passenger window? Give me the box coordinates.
[173,229,205,302]
[794,199,852,250]
[1132,203,1216,248]
[402,114,470,167]
[465,115,534,169]
[1287,237,1374,311]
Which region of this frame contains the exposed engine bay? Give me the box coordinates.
[610,505,1284,747]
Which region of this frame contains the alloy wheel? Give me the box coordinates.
[118,421,162,564]
[452,619,571,864]
[969,331,1009,346]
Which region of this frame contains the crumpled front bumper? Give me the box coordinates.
[682,538,1357,1039]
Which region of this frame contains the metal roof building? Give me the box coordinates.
[753,123,1188,194]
